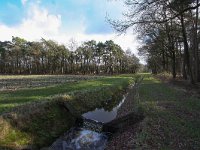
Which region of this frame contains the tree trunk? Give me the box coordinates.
[172,51,176,78]
[195,0,200,82]
[180,14,195,84]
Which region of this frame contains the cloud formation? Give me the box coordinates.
[0,5,61,41]
[0,1,142,62]
[21,0,28,5]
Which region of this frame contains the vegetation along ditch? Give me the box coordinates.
[0,74,143,150]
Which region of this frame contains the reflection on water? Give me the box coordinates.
[49,92,128,150]
[82,95,126,123]
[50,128,107,150]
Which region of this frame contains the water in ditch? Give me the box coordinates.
[82,95,126,123]
[49,94,128,150]
[50,128,107,150]
[49,118,108,150]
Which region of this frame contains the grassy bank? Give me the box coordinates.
[0,75,103,114]
[134,74,200,149]
[0,75,134,149]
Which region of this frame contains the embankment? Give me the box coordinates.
[0,76,132,150]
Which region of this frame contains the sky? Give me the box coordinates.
[0,0,142,62]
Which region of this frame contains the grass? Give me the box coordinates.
[0,76,133,114]
[0,101,75,150]
[0,74,135,149]
[134,73,200,149]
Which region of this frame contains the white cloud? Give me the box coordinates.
[21,0,28,5]
[0,4,143,63]
[0,5,61,41]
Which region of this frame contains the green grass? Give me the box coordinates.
[0,76,133,114]
[0,74,135,149]
[134,74,200,149]
[0,102,75,150]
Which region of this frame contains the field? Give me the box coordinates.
[1,74,199,150]
[0,75,102,91]
[0,75,104,114]
[0,74,134,149]
[133,74,200,149]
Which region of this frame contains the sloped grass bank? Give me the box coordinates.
[0,101,75,150]
[134,74,200,149]
[0,77,131,114]
[0,76,134,150]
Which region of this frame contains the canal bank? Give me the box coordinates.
[0,76,135,150]
[47,76,144,150]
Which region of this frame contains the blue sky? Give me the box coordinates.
[0,0,141,59]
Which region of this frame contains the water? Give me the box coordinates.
[82,95,126,123]
[49,94,127,150]
[50,128,107,150]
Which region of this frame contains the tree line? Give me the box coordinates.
[110,0,200,84]
[0,37,140,75]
